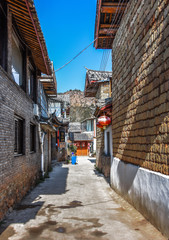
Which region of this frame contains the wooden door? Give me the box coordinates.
[76,141,88,156]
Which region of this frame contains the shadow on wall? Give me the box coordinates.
[0,165,69,236]
[116,160,139,195]
[113,0,169,184]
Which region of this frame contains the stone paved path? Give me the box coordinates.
[0,157,167,240]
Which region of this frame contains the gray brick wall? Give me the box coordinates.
[0,8,41,220]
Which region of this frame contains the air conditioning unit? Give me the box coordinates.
[33,104,39,117]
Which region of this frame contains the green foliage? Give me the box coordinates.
[68,144,77,154]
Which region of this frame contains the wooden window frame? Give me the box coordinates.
[12,28,26,91]
[106,131,110,156]
[30,123,36,153]
[14,115,24,155]
[28,61,36,102]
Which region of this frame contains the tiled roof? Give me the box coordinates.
[74,132,94,141]
[69,122,81,133]
[87,69,112,82]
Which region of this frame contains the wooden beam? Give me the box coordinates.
[102,2,127,7]
[98,36,115,39]
[99,28,117,35]
[100,24,120,28]
[101,6,126,14]
[104,13,107,23]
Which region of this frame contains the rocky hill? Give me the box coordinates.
[60,90,96,122]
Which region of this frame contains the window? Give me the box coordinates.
[30,124,36,152]
[106,132,110,156]
[39,83,48,117]
[28,63,36,101]
[12,30,26,90]
[86,120,94,132]
[14,116,24,155]
[0,0,7,70]
[12,35,23,86]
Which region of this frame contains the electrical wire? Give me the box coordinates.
[100,0,126,71]
[99,0,127,71]
[54,38,98,73]
[55,0,127,73]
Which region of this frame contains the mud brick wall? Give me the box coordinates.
[111,0,169,175]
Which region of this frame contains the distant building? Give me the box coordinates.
[84,69,112,176]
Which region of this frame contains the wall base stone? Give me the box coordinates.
[110,157,169,238]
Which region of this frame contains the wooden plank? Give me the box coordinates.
[104,13,107,23]
[109,13,112,24]
[101,6,125,14]
[99,28,117,35]
[100,24,119,28]
[9,8,31,21]
[98,36,115,39]
[102,2,127,7]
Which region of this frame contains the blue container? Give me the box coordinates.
[72,156,76,165]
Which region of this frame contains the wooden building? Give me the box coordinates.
[94,0,129,49]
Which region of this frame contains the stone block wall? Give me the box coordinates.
[0,67,41,220]
[112,0,169,175]
[96,82,110,99]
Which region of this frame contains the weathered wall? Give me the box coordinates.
[111,158,169,237]
[0,66,41,220]
[96,82,110,100]
[95,82,111,176]
[112,0,169,175]
[111,0,169,237]
[96,126,111,177]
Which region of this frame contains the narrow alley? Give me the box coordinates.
[0,157,166,240]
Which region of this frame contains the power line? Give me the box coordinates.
[99,0,126,71]
[55,0,127,73]
[54,38,98,73]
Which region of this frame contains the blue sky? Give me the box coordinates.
[34,0,112,93]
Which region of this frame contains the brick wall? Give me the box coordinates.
[112,0,169,175]
[0,9,41,219]
[0,67,41,220]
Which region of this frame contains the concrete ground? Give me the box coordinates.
[0,157,167,240]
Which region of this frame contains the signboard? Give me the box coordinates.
[59,142,66,148]
[60,131,65,142]
[69,132,74,141]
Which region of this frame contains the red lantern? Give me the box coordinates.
[98,115,111,126]
[96,122,103,129]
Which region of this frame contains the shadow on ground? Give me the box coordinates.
[88,158,96,164]
[93,169,110,184]
[0,164,69,237]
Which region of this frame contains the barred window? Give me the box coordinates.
[30,124,36,152]
[14,116,24,155]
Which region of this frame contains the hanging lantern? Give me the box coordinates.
[98,115,111,127]
[96,122,103,129]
